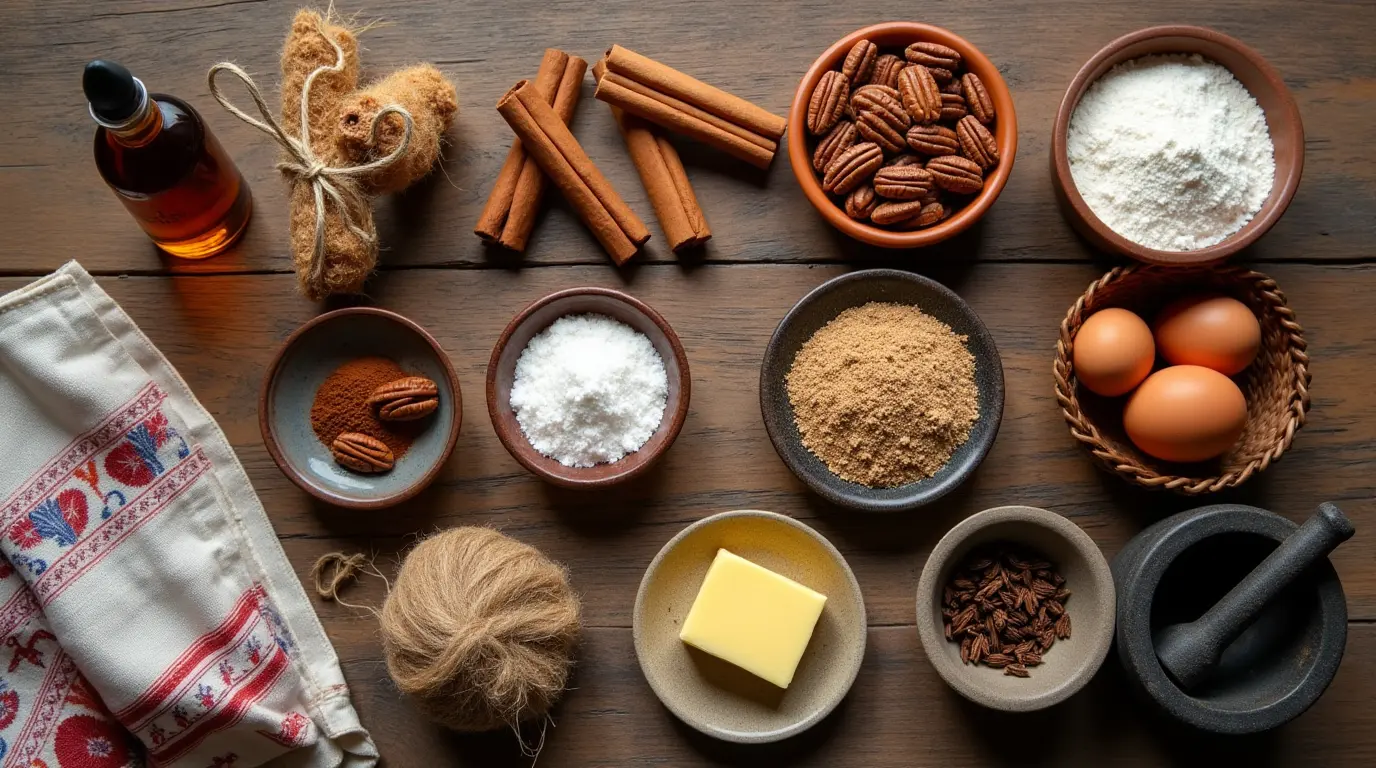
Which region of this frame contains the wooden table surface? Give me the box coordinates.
[5,0,1376,765]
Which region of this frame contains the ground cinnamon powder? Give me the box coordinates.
[310,356,423,459]
[785,302,979,488]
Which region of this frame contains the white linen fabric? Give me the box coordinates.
[0,262,377,768]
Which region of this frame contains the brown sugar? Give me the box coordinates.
[785,302,979,488]
[310,356,424,459]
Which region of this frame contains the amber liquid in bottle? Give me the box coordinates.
[89,65,252,259]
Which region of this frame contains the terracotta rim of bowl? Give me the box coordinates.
[632,509,868,743]
[915,505,1116,712]
[1050,25,1304,265]
[788,22,1019,249]
[259,306,463,511]
[485,287,691,489]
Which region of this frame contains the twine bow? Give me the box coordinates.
[207,24,413,294]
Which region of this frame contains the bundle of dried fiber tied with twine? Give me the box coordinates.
[313,527,582,752]
[209,9,457,299]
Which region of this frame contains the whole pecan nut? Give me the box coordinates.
[807,70,849,135]
[871,199,926,226]
[822,141,883,195]
[813,121,858,173]
[928,155,985,195]
[841,39,878,83]
[367,376,440,421]
[332,432,395,473]
[940,92,968,122]
[956,115,999,170]
[961,72,996,125]
[873,165,934,200]
[869,54,905,89]
[906,124,959,157]
[845,184,878,220]
[897,65,942,125]
[894,201,946,230]
[852,86,910,153]
[905,42,962,73]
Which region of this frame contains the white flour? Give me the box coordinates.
[1067,54,1275,251]
[510,313,667,467]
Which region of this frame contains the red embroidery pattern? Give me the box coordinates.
[0,591,40,644]
[0,384,164,530]
[256,711,311,748]
[53,714,130,768]
[150,647,290,766]
[116,586,265,730]
[31,451,211,606]
[5,649,76,768]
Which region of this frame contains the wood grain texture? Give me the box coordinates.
[2,0,1374,275]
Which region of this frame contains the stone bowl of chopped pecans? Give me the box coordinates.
[915,505,1115,712]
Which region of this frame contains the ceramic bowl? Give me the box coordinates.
[259,307,461,509]
[1051,25,1304,265]
[788,22,1018,249]
[486,287,690,489]
[633,510,867,743]
[915,505,1116,712]
[760,269,1004,512]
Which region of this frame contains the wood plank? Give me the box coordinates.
[341,623,1376,766]
[2,0,1373,273]
[1,262,1370,628]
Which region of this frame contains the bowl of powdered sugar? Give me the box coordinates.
[1052,26,1303,264]
[487,287,691,488]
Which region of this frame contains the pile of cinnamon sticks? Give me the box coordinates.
[475,46,786,263]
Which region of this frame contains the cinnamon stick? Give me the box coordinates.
[496,79,650,264]
[594,60,709,251]
[475,49,588,250]
[595,45,786,169]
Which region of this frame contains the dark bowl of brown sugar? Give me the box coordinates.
[260,307,462,510]
[760,270,1004,512]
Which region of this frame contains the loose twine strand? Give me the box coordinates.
[311,551,390,615]
[206,20,414,295]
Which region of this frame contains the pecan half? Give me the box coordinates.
[906,124,959,156]
[897,65,941,125]
[332,432,394,473]
[869,54,905,89]
[822,141,883,195]
[845,184,878,220]
[905,42,962,72]
[961,72,996,125]
[368,376,440,421]
[956,115,999,170]
[807,70,849,135]
[852,86,909,153]
[812,120,857,173]
[873,165,934,200]
[940,92,967,122]
[871,199,925,225]
[928,155,985,195]
[913,201,945,227]
[841,39,878,83]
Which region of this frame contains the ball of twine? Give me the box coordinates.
[378,527,582,733]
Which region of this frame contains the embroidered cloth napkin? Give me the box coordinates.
[0,262,377,767]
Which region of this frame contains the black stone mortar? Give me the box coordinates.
[1112,504,1348,735]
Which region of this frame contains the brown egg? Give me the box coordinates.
[1124,365,1247,463]
[1153,294,1261,376]
[1072,308,1155,397]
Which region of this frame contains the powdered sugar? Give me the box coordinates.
[510,313,668,467]
[1067,54,1275,251]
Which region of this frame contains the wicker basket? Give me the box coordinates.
[1054,265,1310,494]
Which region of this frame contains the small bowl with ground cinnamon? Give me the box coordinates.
[260,307,461,509]
[760,269,1004,512]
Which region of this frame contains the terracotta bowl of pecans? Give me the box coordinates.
[789,22,1018,248]
[915,506,1115,712]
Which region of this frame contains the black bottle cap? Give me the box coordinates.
[84,60,142,123]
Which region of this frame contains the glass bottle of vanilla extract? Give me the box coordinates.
[84,60,252,259]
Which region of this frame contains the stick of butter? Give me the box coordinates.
[679,548,827,689]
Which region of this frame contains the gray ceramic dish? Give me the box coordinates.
[759,269,1005,512]
[633,510,867,743]
[260,307,461,509]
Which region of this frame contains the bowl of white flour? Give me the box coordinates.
[1051,26,1303,264]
